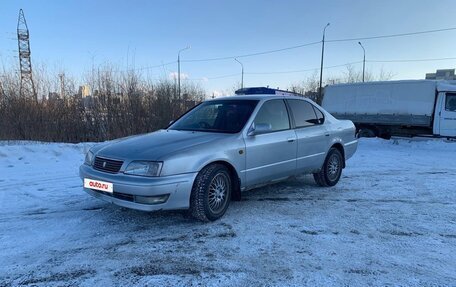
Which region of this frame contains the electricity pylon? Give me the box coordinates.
[17,9,36,100]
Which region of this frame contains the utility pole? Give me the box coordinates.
[234,58,244,89]
[0,80,3,110]
[59,73,65,98]
[177,46,190,100]
[319,23,330,100]
[358,42,366,82]
[0,79,4,98]
[17,9,36,101]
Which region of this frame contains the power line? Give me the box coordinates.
[116,55,456,81]
[124,61,177,72]
[327,27,456,42]
[106,54,456,81]
[182,41,321,63]
[183,27,456,63]
[246,61,363,75]
[102,61,177,74]
[367,57,456,63]
[196,56,456,79]
[114,26,456,72]
[186,61,362,80]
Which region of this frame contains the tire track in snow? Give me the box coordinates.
[0,175,78,190]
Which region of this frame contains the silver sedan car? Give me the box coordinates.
[79,93,357,221]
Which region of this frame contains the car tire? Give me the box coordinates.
[313,148,344,187]
[357,128,376,138]
[190,164,232,222]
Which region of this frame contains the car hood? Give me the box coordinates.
[94,129,231,161]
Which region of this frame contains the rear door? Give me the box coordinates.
[287,99,329,173]
[440,93,456,137]
[244,99,297,187]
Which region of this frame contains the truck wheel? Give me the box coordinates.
[190,164,232,222]
[358,128,376,138]
[313,148,344,187]
[380,133,391,140]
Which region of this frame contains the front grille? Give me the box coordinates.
[93,156,123,173]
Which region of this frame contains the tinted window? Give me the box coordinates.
[254,100,290,132]
[288,99,319,128]
[170,100,258,133]
[446,93,456,112]
[313,106,325,124]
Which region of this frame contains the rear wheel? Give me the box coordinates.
[313,148,344,187]
[190,164,232,221]
[357,128,376,138]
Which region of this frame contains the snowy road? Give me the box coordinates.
[0,139,455,286]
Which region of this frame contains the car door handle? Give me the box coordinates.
[325,134,330,137]
[287,137,295,142]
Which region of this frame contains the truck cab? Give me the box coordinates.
[434,83,456,138]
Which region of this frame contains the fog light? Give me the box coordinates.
[135,194,170,205]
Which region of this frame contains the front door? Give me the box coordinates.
[440,93,456,137]
[244,99,297,187]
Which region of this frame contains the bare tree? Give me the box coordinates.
[0,63,204,143]
[290,71,322,103]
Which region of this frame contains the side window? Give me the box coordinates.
[288,99,319,128]
[446,93,456,112]
[313,106,325,124]
[254,100,290,132]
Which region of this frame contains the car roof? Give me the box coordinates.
[206,94,310,102]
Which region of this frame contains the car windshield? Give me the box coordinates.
[169,99,258,133]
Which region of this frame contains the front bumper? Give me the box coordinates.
[79,164,198,211]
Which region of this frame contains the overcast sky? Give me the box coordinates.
[1,0,456,96]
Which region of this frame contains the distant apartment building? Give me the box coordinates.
[425,69,456,80]
[78,85,91,97]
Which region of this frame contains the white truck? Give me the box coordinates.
[322,80,456,139]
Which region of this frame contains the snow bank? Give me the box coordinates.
[0,138,455,286]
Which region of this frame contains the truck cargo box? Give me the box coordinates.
[322,80,438,127]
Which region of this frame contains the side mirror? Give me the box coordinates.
[248,123,272,136]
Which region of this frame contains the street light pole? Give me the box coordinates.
[319,23,330,100]
[358,41,366,82]
[177,46,190,100]
[234,58,244,89]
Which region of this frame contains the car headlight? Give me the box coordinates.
[84,150,95,166]
[124,161,163,177]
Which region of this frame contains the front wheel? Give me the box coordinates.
[313,148,344,187]
[190,164,232,221]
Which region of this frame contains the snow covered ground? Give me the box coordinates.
[0,138,455,286]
